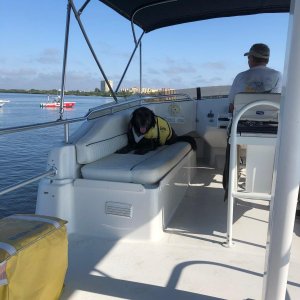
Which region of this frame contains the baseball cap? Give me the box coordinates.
[244,43,270,59]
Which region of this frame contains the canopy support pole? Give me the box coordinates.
[262,0,300,298]
[59,1,72,119]
[139,41,142,93]
[78,0,91,15]
[115,31,145,93]
[130,0,178,95]
[69,0,118,102]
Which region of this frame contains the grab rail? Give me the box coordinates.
[0,93,193,136]
[86,93,193,120]
[0,117,86,198]
[225,100,280,248]
[0,117,86,136]
[0,167,57,196]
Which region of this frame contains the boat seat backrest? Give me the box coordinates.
[74,110,132,164]
[233,93,280,121]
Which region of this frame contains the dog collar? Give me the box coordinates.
[132,128,144,143]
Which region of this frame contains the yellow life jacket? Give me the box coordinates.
[144,116,173,145]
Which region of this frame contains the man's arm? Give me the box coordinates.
[273,72,282,93]
[228,74,240,113]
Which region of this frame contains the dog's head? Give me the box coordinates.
[131,107,156,135]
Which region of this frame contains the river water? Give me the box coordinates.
[0,93,112,218]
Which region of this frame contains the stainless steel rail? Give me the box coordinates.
[0,167,57,196]
[0,116,86,197]
[0,93,192,136]
[0,116,86,136]
[86,93,194,120]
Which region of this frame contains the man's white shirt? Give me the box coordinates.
[228,65,282,104]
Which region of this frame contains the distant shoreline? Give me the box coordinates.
[0,89,131,97]
[1,85,231,99]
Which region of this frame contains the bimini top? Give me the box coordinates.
[99,0,291,33]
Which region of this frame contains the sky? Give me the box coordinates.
[0,1,290,91]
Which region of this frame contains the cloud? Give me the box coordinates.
[191,75,224,87]
[141,75,185,89]
[0,67,100,90]
[147,67,160,75]
[0,55,229,91]
[0,69,59,90]
[143,74,224,89]
[162,65,197,75]
[200,61,226,70]
[36,48,61,64]
[160,57,197,75]
[137,58,228,88]
[64,71,100,90]
[0,68,38,77]
[97,41,131,59]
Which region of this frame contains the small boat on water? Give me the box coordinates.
[0,99,10,108]
[40,95,75,108]
[40,101,76,108]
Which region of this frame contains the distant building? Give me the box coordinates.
[101,80,113,92]
[159,88,175,95]
[120,87,175,95]
[120,87,140,94]
[120,85,230,98]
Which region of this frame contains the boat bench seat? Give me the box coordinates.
[72,108,193,185]
[39,106,196,241]
[81,143,192,184]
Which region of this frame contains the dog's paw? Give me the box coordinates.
[116,149,127,154]
[134,149,149,155]
[116,145,133,154]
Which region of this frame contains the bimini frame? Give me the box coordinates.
[58,0,147,120]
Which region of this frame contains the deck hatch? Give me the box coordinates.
[105,201,133,218]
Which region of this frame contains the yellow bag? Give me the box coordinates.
[0,214,68,300]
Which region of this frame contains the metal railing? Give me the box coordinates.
[86,93,193,120]
[0,167,57,197]
[0,115,86,197]
[0,116,86,136]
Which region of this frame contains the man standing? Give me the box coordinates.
[223,43,282,200]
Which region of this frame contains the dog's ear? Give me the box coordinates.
[129,112,134,124]
[149,109,156,127]
[130,111,138,128]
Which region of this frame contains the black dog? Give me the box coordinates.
[117,106,197,155]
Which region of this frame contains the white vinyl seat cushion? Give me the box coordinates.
[81,142,191,184]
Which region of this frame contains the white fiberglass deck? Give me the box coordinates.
[61,163,300,300]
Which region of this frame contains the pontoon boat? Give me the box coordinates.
[1,0,299,299]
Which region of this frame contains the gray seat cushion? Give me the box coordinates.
[81,142,191,184]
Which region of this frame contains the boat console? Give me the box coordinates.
[231,93,280,194]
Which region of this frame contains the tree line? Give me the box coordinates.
[0,88,133,97]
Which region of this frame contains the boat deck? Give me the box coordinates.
[61,163,300,300]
